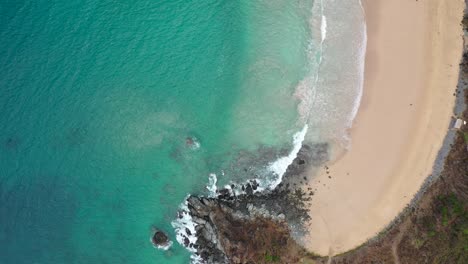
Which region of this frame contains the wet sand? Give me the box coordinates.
[303,0,465,256]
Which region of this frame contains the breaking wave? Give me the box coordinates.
[295,0,367,148]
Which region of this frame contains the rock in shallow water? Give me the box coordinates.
[151,230,172,250]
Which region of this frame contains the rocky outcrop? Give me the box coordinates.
[178,144,326,263]
[151,229,172,250]
[185,192,312,264]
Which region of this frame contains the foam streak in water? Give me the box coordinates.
[206,173,218,197]
[321,15,327,43]
[295,0,327,124]
[296,0,368,148]
[351,0,367,124]
[266,125,308,189]
[171,198,203,264]
[151,239,173,251]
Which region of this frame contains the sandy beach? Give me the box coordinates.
[303,0,465,256]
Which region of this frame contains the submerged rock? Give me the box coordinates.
[186,136,200,150]
[151,229,172,250]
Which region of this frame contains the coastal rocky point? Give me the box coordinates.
[177,144,328,263]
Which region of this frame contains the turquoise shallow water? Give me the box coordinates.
[0,1,317,263]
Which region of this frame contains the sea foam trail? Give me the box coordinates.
[337,0,368,146]
[294,0,327,125]
[351,0,367,124]
[266,125,309,189]
[171,198,203,264]
[215,124,309,196]
[206,173,218,197]
[151,238,173,251]
[321,15,327,42]
[296,0,367,147]
[223,125,309,194]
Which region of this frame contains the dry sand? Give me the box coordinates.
[303,0,465,256]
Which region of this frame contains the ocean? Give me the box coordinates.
[0,0,366,263]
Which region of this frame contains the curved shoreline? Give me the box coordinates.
[302,0,465,256]
[168,1,465,262]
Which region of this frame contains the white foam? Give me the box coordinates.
[338,1,368,148]
[151,238,173,251]
[172,127,309,262]
[295,0,327,124]
[295,0,368,149]
[206,173,218,197]
[266,125,308,189]
[188,137,201,150]
[223,179,265,196]
[321,15,327,43]
[171,198,203,264]
[350,0,367,125]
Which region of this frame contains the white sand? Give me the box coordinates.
[303,0,465,256]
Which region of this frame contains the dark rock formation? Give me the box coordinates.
[186,190,313,264]
[151,229,171,249]
[178,144,326,263]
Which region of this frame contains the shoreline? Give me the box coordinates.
[302,0,465,256]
